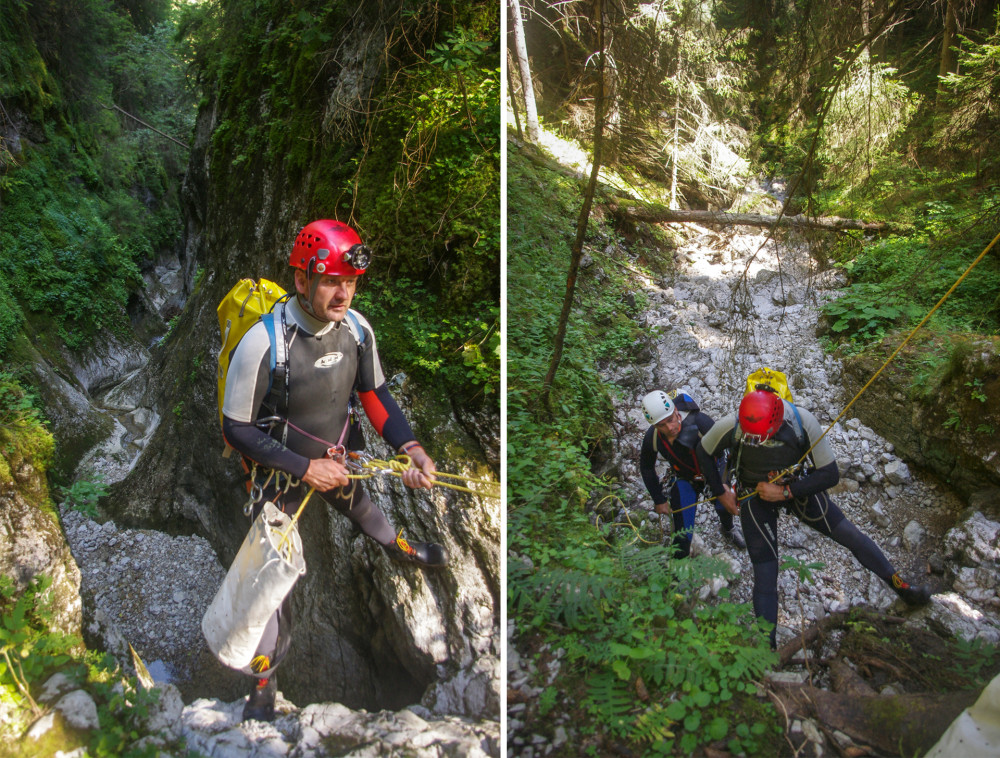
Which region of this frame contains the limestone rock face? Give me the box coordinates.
[0,468,82,643]
[62,331,150,396]
[842,336,1000,499]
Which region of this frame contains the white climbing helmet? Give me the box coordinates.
[641,390,676,425]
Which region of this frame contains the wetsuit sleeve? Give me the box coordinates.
[358,385,416,450]
[696,414,737,496]
[639,426,665,503]
[222,416,310,479]
[786,406,838,498]
[787,461,838,499]
[351,315,417,450]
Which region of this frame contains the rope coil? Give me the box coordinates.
[343,452,500,498]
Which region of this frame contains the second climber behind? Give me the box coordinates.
[639,389,746,558]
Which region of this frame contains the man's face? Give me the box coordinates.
[296,270,358,322]
[654,410,681,438]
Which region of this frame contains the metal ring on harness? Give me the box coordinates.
[244,480,265,517]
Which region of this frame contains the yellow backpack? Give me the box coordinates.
[216,278,288,425]
[744,367,794,403]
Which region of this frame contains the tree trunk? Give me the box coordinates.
[861,0,871,52]
[612,203,910,234]
[506,49,524,141]
[936,0,959,108]
[509,0,540,143]
[668,45,683,210]
[541,0,605,410]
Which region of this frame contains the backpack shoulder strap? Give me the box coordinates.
[344,309,366,348]
[260,306,287,385]
[260,302,290,426]
[789,402,806,446]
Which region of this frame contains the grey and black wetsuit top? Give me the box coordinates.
[221,296,414,477]
[696,401,839,501]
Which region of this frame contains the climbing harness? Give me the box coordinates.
[242,447,499,511]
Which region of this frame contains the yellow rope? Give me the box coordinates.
[346,454,500,498]
[596,509,662,546]
[779,226,1000,478]
[275,486,316,557]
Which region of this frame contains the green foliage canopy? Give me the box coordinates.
[0,0,194,357]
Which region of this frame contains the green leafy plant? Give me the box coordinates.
[0,575,75,718]
[0,6,192,359]
[948,637,1000,679]
[1,572,166,756]
[966,378,988,403]
[59,476,109,520]
[821,283,912,346]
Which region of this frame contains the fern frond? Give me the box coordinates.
[583,671,635,737]
[510,564,622,628]
[619,543,674,583]
[633,702,676,744]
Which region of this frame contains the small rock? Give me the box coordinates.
[903,520,926,551]
[55,690,100,731]
[38,672,78,704]
[885,460,911,485]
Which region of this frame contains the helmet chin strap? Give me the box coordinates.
[299,266,325,319]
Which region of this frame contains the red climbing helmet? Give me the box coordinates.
[290,220,371,276]
[739,390,785,444]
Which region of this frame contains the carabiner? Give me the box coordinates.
[345,450,373,473]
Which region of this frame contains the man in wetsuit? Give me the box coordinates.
[695,388,932,648]
[639,390,745,558]
[221,219,447,721]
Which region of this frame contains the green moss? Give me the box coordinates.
[0,710,90,757]
[0,376,55,484]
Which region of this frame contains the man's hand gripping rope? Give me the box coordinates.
[332,447,500,498]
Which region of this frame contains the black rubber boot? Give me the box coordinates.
[890,574,932,606]
[242,675,277,722]
[721,524,746,549]
[383,532,449,568]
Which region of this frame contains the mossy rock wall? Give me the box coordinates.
[842,335,1000,501]
[0,423,82,646]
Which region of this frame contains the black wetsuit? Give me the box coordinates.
[696,401,900,647]
[638,394,733,557]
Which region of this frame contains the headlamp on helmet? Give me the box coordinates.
[290,219,371,276]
